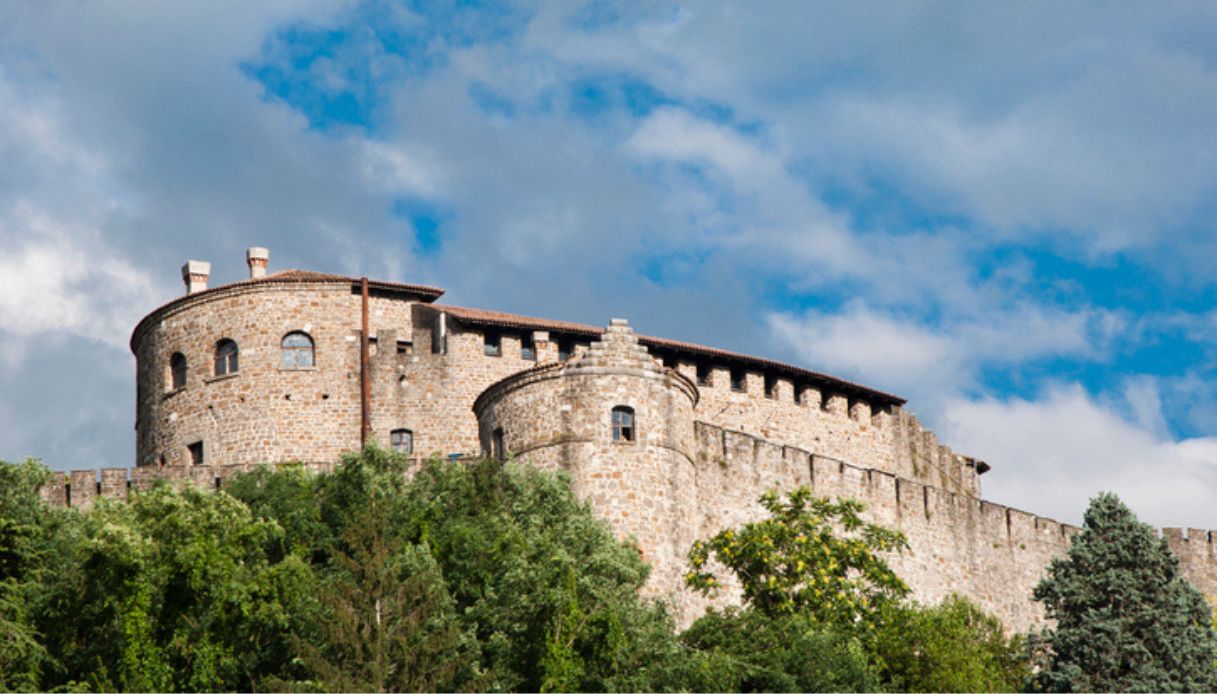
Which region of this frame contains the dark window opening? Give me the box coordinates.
[396,340,412,355]
[188,441,204,466]
[558,338,573,361]
[521,333,536,361]
[696,363,711,386]
[484,331,502,357]
[390,428,414,455]
[214,339,238,376]
[730,368,746,392]
[764,374,777,399]
[281,331,315,369]
[492,428,506,461]
[612,406,635,442]
[170,352,187,390]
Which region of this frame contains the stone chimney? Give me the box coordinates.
[181,260,211,294]
[246,247,269,279]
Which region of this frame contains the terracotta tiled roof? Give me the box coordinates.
[427,304,906,407]
[131,270,445,351]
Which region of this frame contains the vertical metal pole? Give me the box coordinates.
[360,277,371,447]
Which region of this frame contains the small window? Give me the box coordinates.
[764,374,777,399]
[281,331,315,369]
[170,352,187,390]
[696,363,711,386]
[612,406,635,442]
[390,428,413,455]
[188,441,204,466]
[484,331,501,357]
[558,339,573,361]
[730,368,746,392]
[492,427,506,461]
[214,339,239,376]
[521,333,536,361]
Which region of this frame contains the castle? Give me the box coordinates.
[40,247,1217,631]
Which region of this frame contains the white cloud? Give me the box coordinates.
[766,302,1115,402]
[0,207,157,352]
[942,384,1217,530]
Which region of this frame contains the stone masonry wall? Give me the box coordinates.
[473,320,701,605]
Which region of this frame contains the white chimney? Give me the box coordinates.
[181,260,211,294]
[246,247,269,279]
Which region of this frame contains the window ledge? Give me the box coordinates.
[205,372,240,384]
[612,439,638,446]
[161,386,185,400]
[279,366,318,372]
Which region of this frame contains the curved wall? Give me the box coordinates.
[133,279,412,467]
[474,321,700,600]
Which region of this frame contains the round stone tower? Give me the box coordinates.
[473,318,700,606]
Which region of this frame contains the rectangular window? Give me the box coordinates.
[612,407,635,442]
[431,314,447,354]
[484,331,502,357]
[521,333,536,361]
[493,428,506,461]
[764,374,776,399]
[391,429,413,454]
[730,368,746,392]
[558,338,573,361]
[696,364,711,386]
[188,441,204,466]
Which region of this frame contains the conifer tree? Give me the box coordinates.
[1033,492,1217,692]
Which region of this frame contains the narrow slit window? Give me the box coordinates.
[484,331,501,357]
[521,333,536,361]
[612,406,635,442]
[214,339,239,376]
[170,352,187,390]
[492,427,506,461]
[696,363,711,386]
[764,374,777,399]
[390,428,413,455]
[281,331,315,369]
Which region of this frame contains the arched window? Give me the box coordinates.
[214,339,239,376]
[612,406,635,442]
[169,352,187,390]
[281,331,315,369]
[492,427,506,461]
[390,428,413,455]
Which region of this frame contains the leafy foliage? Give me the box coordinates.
[872,596,1027,692]
[1032,492,1217,692]
[687,486,909,623]
[2,455,1041,692]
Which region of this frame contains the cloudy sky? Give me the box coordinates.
[2,1,1217,530]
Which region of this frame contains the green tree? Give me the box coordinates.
[34,483,316,691]
[0,458,56,690]
[871,595,1027,692]
[678,607,877,692]
[1032,492,1217,692]
[686,486,909,624]
[297,507,479,692]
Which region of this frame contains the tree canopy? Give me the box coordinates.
[1032,492,1217,692]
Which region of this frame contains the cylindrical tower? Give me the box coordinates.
[130,252,443,468]
[473,318,700,607]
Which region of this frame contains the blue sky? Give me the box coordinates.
[2,1,1217,528]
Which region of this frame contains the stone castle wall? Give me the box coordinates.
[43,420,1217,633]
[107,266,1217,633]
[474,320,701,602]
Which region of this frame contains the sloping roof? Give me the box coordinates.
[426,304,906,407]
[131,270,445,352]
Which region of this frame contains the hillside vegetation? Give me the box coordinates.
[0,450,1209,692]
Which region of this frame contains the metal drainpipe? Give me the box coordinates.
[360,277,371,447]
